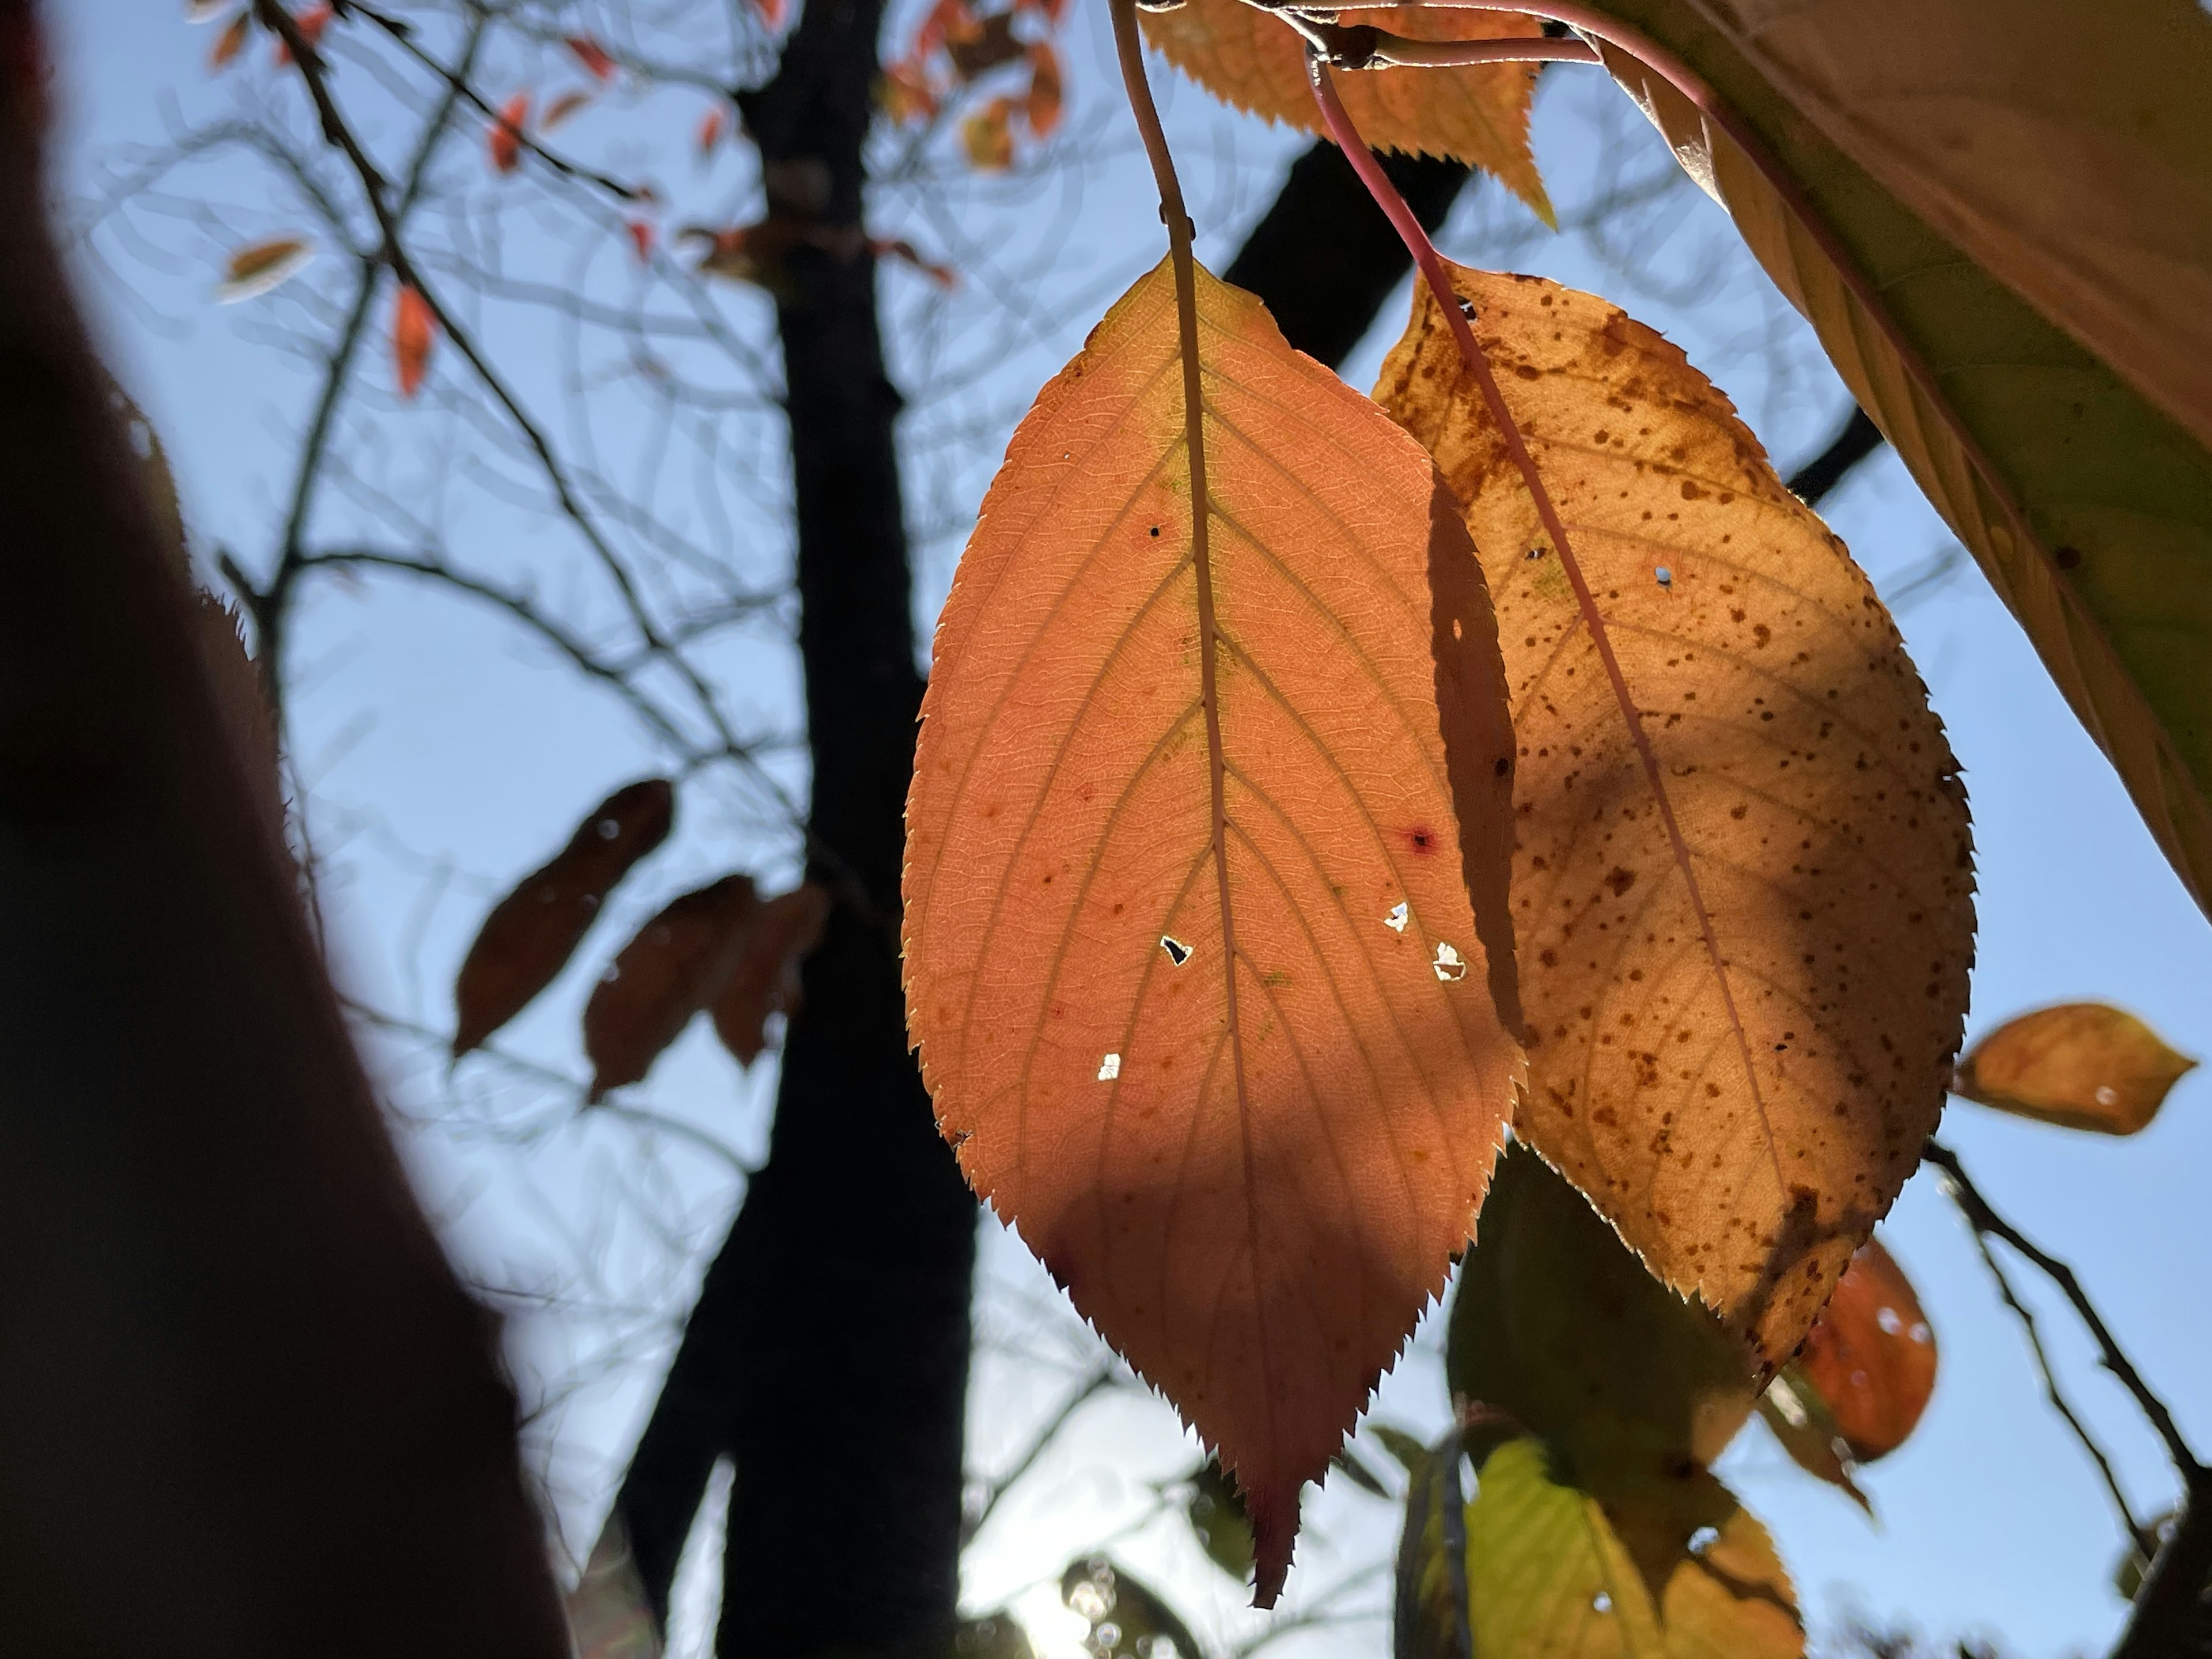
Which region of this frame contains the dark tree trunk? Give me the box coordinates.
[611,132,1483,1653]
[0,9,567,1655]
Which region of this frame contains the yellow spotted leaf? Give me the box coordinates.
[1953,1001,2198,1135]
[1139,0,1551,219]
[1377,264,1975,1371]
[1584,0,2212,916]
[904,256,1523,1604]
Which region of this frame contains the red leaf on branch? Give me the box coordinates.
[452,779,677,1058]
[488,91,531,175]
[392,284,435,398]
[567,35,618,82]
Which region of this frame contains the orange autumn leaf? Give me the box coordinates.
[489,91,530,175]
[566,35,618,82]
[209,8,251,70]
[392,283,435,398]
[1794,1238,1937,1461]
[271,2,329,65]
[541,88,594,132]
[1024,41,1063,140]
[217,234,315,302]
[1952,1002,2198,1135]
[711,882,832,1065]
[880,58,939,124]
[625,219,656,263]
[904,257,1522,1605]
[696,107,726,159]
[585,873,761,1099]
[1141,1,1551,221]
[452,780,676,1058]
[1377,265,1975,1372]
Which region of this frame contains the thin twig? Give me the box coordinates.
[967,1366,1120,1540]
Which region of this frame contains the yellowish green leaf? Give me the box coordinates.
[1584,0,2212,917]
[1953,1001,2198,1135]
[1378,263,1974,1370]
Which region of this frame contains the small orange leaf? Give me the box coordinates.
[585,874,760,1100]
[209,8,251,70]
[541,88,593,132]
[1023,41,1063,140]
[1953,1002,2197,1135]
[1794,1238,1936,1462]
[1377,264,1975,1372]
[711,883,831,1065]
[566,35,618,82]
[904,259,1521,1604]
[1141,1,1552,220]
[218,234,315,302]
[452,780,676,1058]
[880,58,940,124]
[696,107,726,159]
[489,91,531,175]
[960,97,1016,172]
[626,219,656,263]
[392,283,435,398]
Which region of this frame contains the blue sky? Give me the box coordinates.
[52,5,2212,1656]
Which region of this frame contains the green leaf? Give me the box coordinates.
[1585,0,2212,915]
[1397,1436,1804,1659]
[1183,1459,1255,1585]
[1368,1423,1431,1476]
[1756,1370,1872,1516]
[1061,1557,1207,1659]
[1448,1146,1756,1491]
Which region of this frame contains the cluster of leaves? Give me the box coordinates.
[451,778,828,1101]
[900,0,2211,1625]
[880,0,1069,171]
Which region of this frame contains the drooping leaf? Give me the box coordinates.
[1334,1444,1394,1496]
[1378,264,1975,1371]
[709,881,830,1065]
[905,256,1523,1604]
[1448,1145,1757,1489]
[541,88,594,132]
[566,35,618,82]
[1368,1422,1430,1476]
[217,234,315,302]
[1793,1238,1936,1462]
[209,7,251,69]
[1023,41,1063,139]
[564,1513,662,1659]
[1757,1366,1872,1514]
[452,779,675,1057]
[1184,1459,1255,1585]
[961,97,1016,171]
[880,58,939,124]
[1061,1558,1207,1659]
[1139,1,1551,219]
[392,283,435,398]
[489,91,531,175]
[1952,1002,2198,1135]
[1399,1434,1802,1659]
[585,873,760,1100]
[1585,1,2212,916]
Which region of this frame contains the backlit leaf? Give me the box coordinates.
[1793,1238,1936,1461]
[1448,1145,1756,1488]
[566,35,618,82]
[1369,1422,1429,1475]
[217,234,314,302]
[625,219,656,263]
[1952,1002,2198,1135]
[1399,1435,1802,1659]
[541,88,593,132]
[961,97,1016,172]
[905,256,1522,1604]
[489,91,530,175]
[946,10,1024,80]
[710,881,830,1065]
[209,8,250,69]
[271,2,330,65]
[585,873,759,1100]
[1334,1445,1393,1496]
[1139,1,1550,219]
[392,283,435,398]
[696,107,726,158]
[752,0,790,31]
[1756,1369,1872,1514]
[1378,264,1975,1371]
[1586,1,2212,916]
[452,780,676,1056]
[1023,42,1063,140]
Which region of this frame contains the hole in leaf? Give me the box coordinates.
[1384,902,1409,933]
[1160,934,1193,966]
[1433,942,1468,982]
[1654,565,1673,589]
[1592,1593,1613,1614]
[1688,1525,1719,1556]
[1097,1053,1122,1081]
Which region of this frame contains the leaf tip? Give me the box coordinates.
[1245,1480,1297,1609]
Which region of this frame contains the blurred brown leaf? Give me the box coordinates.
[1953,1002,2197,1135]
[711,882,830,1065]
[1795,1238,1936,1463]
[586,874,761,1099]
